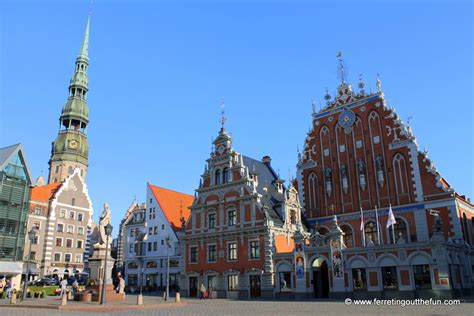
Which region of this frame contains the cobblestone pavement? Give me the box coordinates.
[1,298,473,316]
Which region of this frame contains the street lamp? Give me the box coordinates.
[22,228,37,301]
[135,232,147,305]
[100,223,113,305]
[165,235,171,301]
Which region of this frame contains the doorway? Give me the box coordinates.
[313,260,329,298]
[189,277,198,297]
[249,275,261,298]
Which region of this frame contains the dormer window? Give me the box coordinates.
[223,168,229,183]
[215,169,221,185]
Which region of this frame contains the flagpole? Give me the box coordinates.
[392,223,396,244]
[360,206,366,247]
[375,205,381,245]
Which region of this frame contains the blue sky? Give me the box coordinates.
[1,0,472,238]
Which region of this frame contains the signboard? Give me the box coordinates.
[294,242,305,279]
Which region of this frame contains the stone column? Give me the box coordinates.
[328,216,346,299]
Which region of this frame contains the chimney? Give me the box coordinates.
[262,156,271,166]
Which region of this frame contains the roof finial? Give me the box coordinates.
[376,73,382,93]
[337,51,346,84]
[219,98,226,130]
[311,99,316,114]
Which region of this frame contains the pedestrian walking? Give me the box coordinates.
[72,279,78,298]
[60,278,68,297]
[199,283,206,299]
[6,279,13,299]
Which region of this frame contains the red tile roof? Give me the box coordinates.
[148,184,193,232]
[30,182,62,202]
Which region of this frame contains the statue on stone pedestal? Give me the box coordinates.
[94,203,112,248]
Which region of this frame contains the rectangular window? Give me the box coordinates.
[208,244,217,262]
[208,213,216,229]
[279,272,292,291]
[228,210,237,226]
[69,211,75,219]
[78,227,84,235]
[149,227,153,235]
[413,265,432,290]
[162,224,165,230]
[33,221,41,229]
[76,240,83,249]
[161,240,164,245]
[77,213,83,221]
[352,268,367,291]
[153,242,157,251]
[54,253,61,262]
[148,242,152,252]
[129,244,134,252]
[228,275,238,291]
[66,238,73,248]
[130,229,134,238]
[55,238,62,247]
[56,224,64,232]
[154,227,158,234]
[228,242,237,261]
[33,235,39,245]
[250,240,260,259]
[190,246,198,263]
[30,251,36,261]
[71,198,75,206]
[67,225,74,234]
[34,207,42,215]
[382,266,398,289]
[160,259,163,268]
[60,209,66,218]
[75,254,82,263]
[65,253,71,262]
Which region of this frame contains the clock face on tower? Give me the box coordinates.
[217,145,225,154]
[68,139,78,149]
[338,108,356,134]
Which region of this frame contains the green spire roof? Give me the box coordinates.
[78,15,90,60]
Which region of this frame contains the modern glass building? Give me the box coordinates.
[0,144,32,289]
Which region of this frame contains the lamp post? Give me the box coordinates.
[22,228,37,301]
[100,223,113,305]
[135,232,147,305]
[165,235,171,301]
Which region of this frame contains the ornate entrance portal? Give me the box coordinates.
[312,258,329,298]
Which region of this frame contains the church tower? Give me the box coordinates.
[48,16,90,184]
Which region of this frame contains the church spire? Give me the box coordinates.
[48,16,91,184]
[78,15,90,60]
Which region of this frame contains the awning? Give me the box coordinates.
[0,261,23,275]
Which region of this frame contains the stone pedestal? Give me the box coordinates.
[88,245,114,284]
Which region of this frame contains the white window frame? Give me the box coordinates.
[60,209,67,218]
[249,239,260,260]
[33,220,41,230]
[207,243,217,263]
[227,209,237,226]
[77,212,83,221]
[34,206,42,215]
[54,252,62,262]
[227,241,238,261]
[56,223,64,232]
[55,237,63,247]
[75,254,82,263]
[77,226,84,236]
[69,211,75,220]
[189,245,198,264]
[208,211,217,229]
[67,225,74,234]
[76,239,83,249]
[64,253,72,263]
[66,238,73,248]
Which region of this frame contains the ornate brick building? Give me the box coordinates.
[290,60,474,299]
[181,123,305,299]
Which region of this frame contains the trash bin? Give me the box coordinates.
[175,292,180,302]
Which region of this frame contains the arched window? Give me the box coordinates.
[364,221,379,245]
[318,227,329,236]
[390,219,408,244]
[146,261,158,268]
[341,225,353,248]
[308,172,319,211]
[223,167,229,183]
[128,261,138,269]
[215,169,221,185]
[392,153,409,197]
